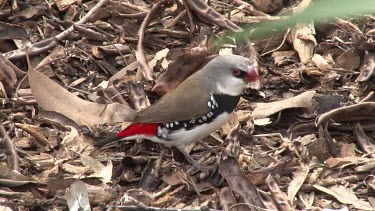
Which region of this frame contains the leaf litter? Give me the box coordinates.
[0,0,375,210]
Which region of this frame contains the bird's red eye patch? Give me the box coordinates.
[231,68,241,76]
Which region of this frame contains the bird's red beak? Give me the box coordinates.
[244,65,259,82]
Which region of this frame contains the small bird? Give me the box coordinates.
[95,54,259,169]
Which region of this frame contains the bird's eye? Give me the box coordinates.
[231,68,241,76]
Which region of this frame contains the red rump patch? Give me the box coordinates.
[116,123,158,138]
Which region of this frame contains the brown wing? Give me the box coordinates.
[133,75,211,123]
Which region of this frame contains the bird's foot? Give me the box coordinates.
[192,162,216,171]
[176,146,216,171]
[197,141,220,154]
[174,158,216,171]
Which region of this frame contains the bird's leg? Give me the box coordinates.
[176,145,215,170]
[197,141,219,154]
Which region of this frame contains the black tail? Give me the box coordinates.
[94,135,120,147]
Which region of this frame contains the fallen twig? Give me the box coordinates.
[184,0,242,32]
[118,11,148,19]
[184,0,258,61]
[136,0,173,81]
[4,0,109,60]
[182,0,197,37]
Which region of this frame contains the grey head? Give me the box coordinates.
[198,54,259,96]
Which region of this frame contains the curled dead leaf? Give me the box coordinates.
[219,151,266,209]
[316,102,375,128]
[28,62,136,127]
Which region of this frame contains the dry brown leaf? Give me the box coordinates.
[251,0,284,13]
[289,22,316,63]
[78,153,113,183]
[324,157,370,169]
[340,143,356,157]
[61,126,80,146]
[11,5,39,19]
[162,171,183,186]
[354,160,375,172]
[266,175,294,211]
[35,45,66,71]
[287,163,310,204]
[28,64,136,127]
[316,102,375,128]
[313,185,373,210]
[37,110,80,130]
[271,51,298,66]
[0,190,35,204]
[0,22,27,40]
[66,180,91,210]
[54,0,78,11]
[86,183,115,205]
[0,165,42,187]
[219,187,238,211]
[354,123,375,157]
[62,163,91,175]
[335,50,361,70]
[312,54,331,71]
[288,0,316,63]
[0,54,17,85]
[148,48,170,70]
[26,153,54,171]
[219,152,266,209]
[98,44,131,55]
[297,191,315,209]
[109,60,138,82]
[252,91,315,119]
[14,123,52,151]
[126,189,154,206]
[368,197,375,209]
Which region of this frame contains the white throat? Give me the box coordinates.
[216,77,246,96]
